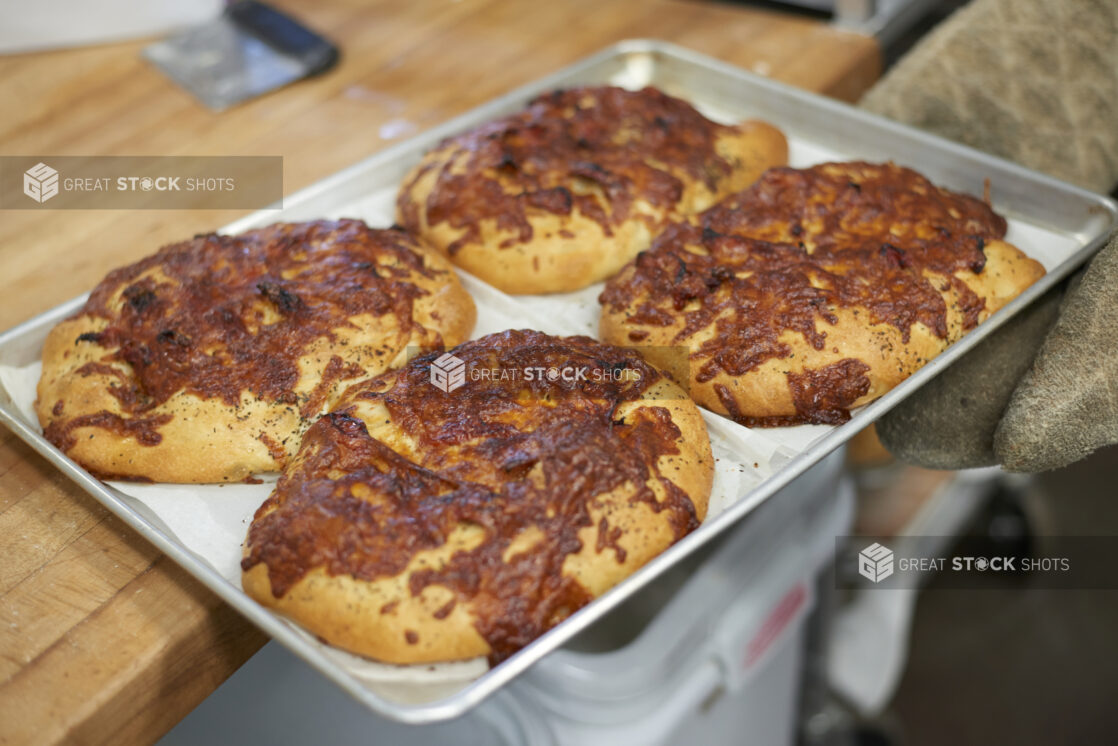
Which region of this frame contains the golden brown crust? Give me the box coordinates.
[397,86,788,294]
[241,330,712,664]
[600,162,1046,426]
[36,220,476,483]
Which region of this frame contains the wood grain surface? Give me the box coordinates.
[0,1,880,743]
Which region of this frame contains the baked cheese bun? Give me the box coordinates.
[241,330,712,664]
[600,162,1046,426]
[397,86,788,294]
[36,220,476,482]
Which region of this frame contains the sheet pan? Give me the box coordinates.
[1,40,1114,723]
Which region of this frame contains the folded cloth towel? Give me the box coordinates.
[860,0,1118,471]
[861,0,1118,194]
[995,235,1118,471]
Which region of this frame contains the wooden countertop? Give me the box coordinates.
[0,1,879,743]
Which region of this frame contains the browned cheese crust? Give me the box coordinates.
[600,162,1046,426]
[396,86,788,294]
[241,330,713,664]
[36,220,476,482]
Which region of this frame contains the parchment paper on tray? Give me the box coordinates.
[0,41,1110,719]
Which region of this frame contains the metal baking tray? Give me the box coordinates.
[1,40,1114,723]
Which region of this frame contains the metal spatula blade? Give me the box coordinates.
[143,1,338,111]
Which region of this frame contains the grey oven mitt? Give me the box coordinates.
[857,0,1118,472]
